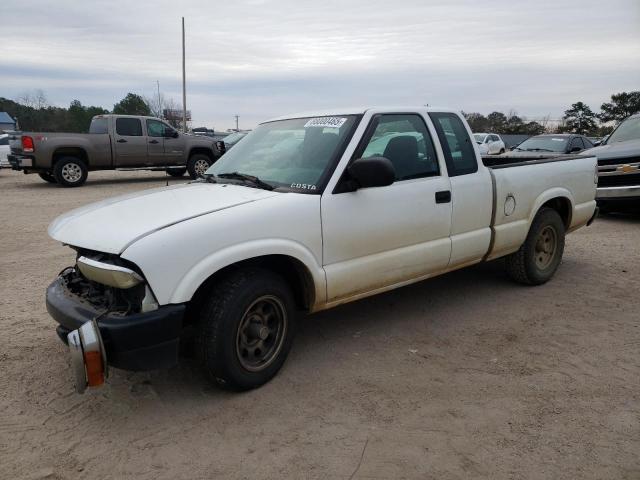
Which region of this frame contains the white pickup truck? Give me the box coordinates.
[45,107,598,392]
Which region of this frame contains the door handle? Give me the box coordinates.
[117,139,127,143]
[435,190,451,203]
[149,140,159,144]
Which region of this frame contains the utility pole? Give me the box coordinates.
[235,115,239,131]
[181,17,187,133]
[156,80,161,118]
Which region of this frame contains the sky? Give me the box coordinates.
[1,0,639,131]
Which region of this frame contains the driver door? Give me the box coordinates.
[145,119,168,165]
[321,112,452,303]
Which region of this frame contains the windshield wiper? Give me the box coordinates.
[525,148,554,152]
[216,172,274,191]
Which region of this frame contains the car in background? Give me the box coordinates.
[507,134,594,157]
[0,133,11,168]
[586,113,640,208]
[473,133,506,155]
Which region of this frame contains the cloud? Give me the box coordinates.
[1,0,638,129]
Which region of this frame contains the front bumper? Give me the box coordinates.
[596,185,640,200]
[46,276,185,371]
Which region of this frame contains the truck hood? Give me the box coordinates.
[585,138,640,161]
[48,182,279,254]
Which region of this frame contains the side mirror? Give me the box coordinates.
[347,157,395,190]
[164,129,179,138]
[570,146,582,153]
[593,141,602,147]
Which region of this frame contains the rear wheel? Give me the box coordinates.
[38,172,57,184]
[505,208,565,285]
[53,157,88,187]
[196,268,296,390]
[166,168,187,177]
[187,154,212,179]
[499,148,505,154]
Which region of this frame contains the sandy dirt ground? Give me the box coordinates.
[0,169,639,480]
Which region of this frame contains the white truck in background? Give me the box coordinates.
[44,106,598,393]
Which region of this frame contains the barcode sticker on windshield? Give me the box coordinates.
[304,117,347,128]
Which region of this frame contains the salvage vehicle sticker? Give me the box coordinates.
[304,117,347,128]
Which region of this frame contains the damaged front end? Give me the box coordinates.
[46,249,185,393]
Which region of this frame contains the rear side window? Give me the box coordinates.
[116,118,143,136]
[0,136,8,146]
[89,118,108,134]
[429,112,478,176]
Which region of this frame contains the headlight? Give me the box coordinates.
[77,256,143,289]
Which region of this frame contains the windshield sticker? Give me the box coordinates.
[551,138,565,141]
[291,183,317,190]
[304,117,347,129]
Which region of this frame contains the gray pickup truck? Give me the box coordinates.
[8,114,221,187]
[587,113,640,209]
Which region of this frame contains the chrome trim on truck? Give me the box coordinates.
[597,185,640,198]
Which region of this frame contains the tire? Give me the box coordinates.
[166,168,187,177]
[38,172,57,183]
[196,268,296,390]
[505,207,565,285]
[499,148,505,154]
[187,154,212,179]
[53,157,88,187]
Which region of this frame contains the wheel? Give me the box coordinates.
[499,148,505,154]
[505,207,565,285]
[53,157,88,187]
[38,172,57,183]
[166,168,187,177]
[196,268,296,390]
[187,154,212,179]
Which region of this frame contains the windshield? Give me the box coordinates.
[606,116,640,144]
[224,132,247,145]
[473,134,487,143]
[207,115,358,192]
[516,136,567,152]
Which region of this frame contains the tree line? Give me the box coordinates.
[0,91,184,132]
[1,89,639,135]
[463,91,640,137]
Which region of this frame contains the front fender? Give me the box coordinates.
[168,239,326,306]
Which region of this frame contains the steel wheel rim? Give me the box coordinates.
[194,159,209,176]
[62,163,82,183]
[535,225,557,270]
[236,295,287,372]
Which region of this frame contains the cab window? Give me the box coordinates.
[360,114,439,181]
[147,119,165,137]
[116,118,143,136]
[429,112,478,176]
